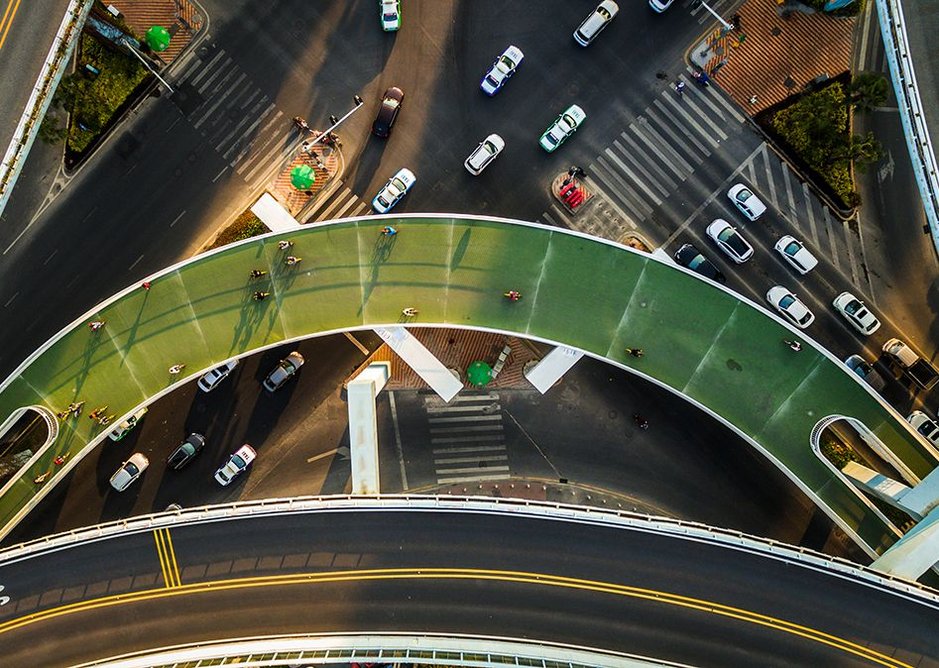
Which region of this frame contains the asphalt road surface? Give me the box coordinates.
[0,507,936,667]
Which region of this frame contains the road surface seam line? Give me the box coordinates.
[822,207,842,270]
[801,182,821,247]
[842,218,860,286]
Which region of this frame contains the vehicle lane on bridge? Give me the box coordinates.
[0,506,936,666]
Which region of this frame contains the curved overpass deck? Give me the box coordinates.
[0,215,934,552]
[0,498,936,666]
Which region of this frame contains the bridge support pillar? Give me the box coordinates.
[524,346,584,393]
[374,327,462,401]
[347,362,391,495]
[871,506,939,580]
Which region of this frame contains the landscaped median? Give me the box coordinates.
[0,215,934,556]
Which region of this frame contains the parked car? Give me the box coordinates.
[774,235,817,275]
[705,219,753,263]
[766,285,815,329]
[908,411,939,447]
[214,444,257,486]
[198,360,239,393]
[464,134,505,175]
[649,0,676,12]
[371,86,404,138]
[882,338,939,390]
[833,291,881,335]
[844,354,886,392]
[379,0,401,31]
[263,351,305,392]
[109,453,149,492]
[673,243,726,284]
[727,183,767,221]
[480,45,524,96]
[166,433,206,470]
[573,0,619,46]
[108,407,148,442]
[372,167,416,213]
[539,104,586,152]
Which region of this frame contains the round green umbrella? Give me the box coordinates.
[290,164,316,190]
[145,26,171,52]
[466,360,493,387]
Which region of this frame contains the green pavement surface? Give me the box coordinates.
[0,215,935,552]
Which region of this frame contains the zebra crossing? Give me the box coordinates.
[167,44,302,191]
[304,180,371,222]
[424,392,510,484]
[539,69,871,295]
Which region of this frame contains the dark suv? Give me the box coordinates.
[674,243,726,284]
[371,86,404,138]
[166,433,206,470]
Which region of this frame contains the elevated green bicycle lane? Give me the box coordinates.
[0,215,934,554]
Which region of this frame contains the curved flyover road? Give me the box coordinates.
[0,500,936,667]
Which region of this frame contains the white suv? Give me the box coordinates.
[574,1,619,46]
[908,411,939,447]
[464,134,505,175]
[727,183,767,221]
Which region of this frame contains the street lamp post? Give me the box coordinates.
[120,37,174,93]
[694,0,733,32]
[307,95,365,149]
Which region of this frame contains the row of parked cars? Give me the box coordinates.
[107,351,306,492]
[674,183,881,334]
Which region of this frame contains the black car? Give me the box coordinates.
[371,86,404,138]
[674,243,726,284]
[166,433,206,470]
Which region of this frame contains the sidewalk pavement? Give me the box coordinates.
[692,1,855,114]
[109,0,204,64]
[269,137,342,218]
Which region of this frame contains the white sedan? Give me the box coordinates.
[728,183,767,221]
[109,453,149,492]
[214,444,257,486]
[372,168,416,213]
[766,285,815,329]
[774,235,817,274]
[833,291,881,335]
[706,219,753,264]
[539,104,586,152]
[380,0,400,31]
[480,45,524,96]
[464,134,505,175]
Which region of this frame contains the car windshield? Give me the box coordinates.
[779,295,796,309]
[920,421,938,437]
[688,255,706,270]
[377,195,391,208]
[597,7,612,19]
[383,98,399,110]
[125,463,140,476]
[391,177,406,191]
[559,115,575,131]
[497,56,513,71]
[485,74,499,86]
[784,241,801,256]
[717,228,747,253]
[844,300,863,315]
[231,454,246,468]
[735,188,753,202]
[383,12,397,20]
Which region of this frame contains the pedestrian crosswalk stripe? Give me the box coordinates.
[426,404,496,414]
[195,56,234,95]
[633,119,694,177]
[680,95,730,141]
[657,96,721,150]
[437,473,507,484]
[649,101,713,154]
[603,148,663,203]
[436,465,509,475]
[428,415,503,424]
[643,107,708,166]
[433,443,507,451]
[612,138,674,194]
[224,103,275,160]
[591,159,652,219]
[187,50,227,87]
[333,194,364,220]
[195,71,245,128]
[435,455,508,465]
[447,393,499,402]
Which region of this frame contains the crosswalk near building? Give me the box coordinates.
[425,392,510,485]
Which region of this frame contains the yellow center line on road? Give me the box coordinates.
[0,567,913,667]
[0,0,23,51]
[152,528,181,588]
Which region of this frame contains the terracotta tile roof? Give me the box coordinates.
[703,2,855,113]
[109,0,204,64]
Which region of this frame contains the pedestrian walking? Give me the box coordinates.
[88,320,106,331]
[675,81,685,96]
[381,226,397,236]
[142,281,152,291]
[98,414,114,426]
[402,307,419,317]
[168,363,186,375]
[625,348,644,358]
[250,269,268,278]
[278,240,294,250]
[783,339,802,352]
[285,255,302,266]
[253,291,270,301]
[634,413,649,430]
[33,471,50,484]
[503,290,521,302]
[88,405,107,420]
